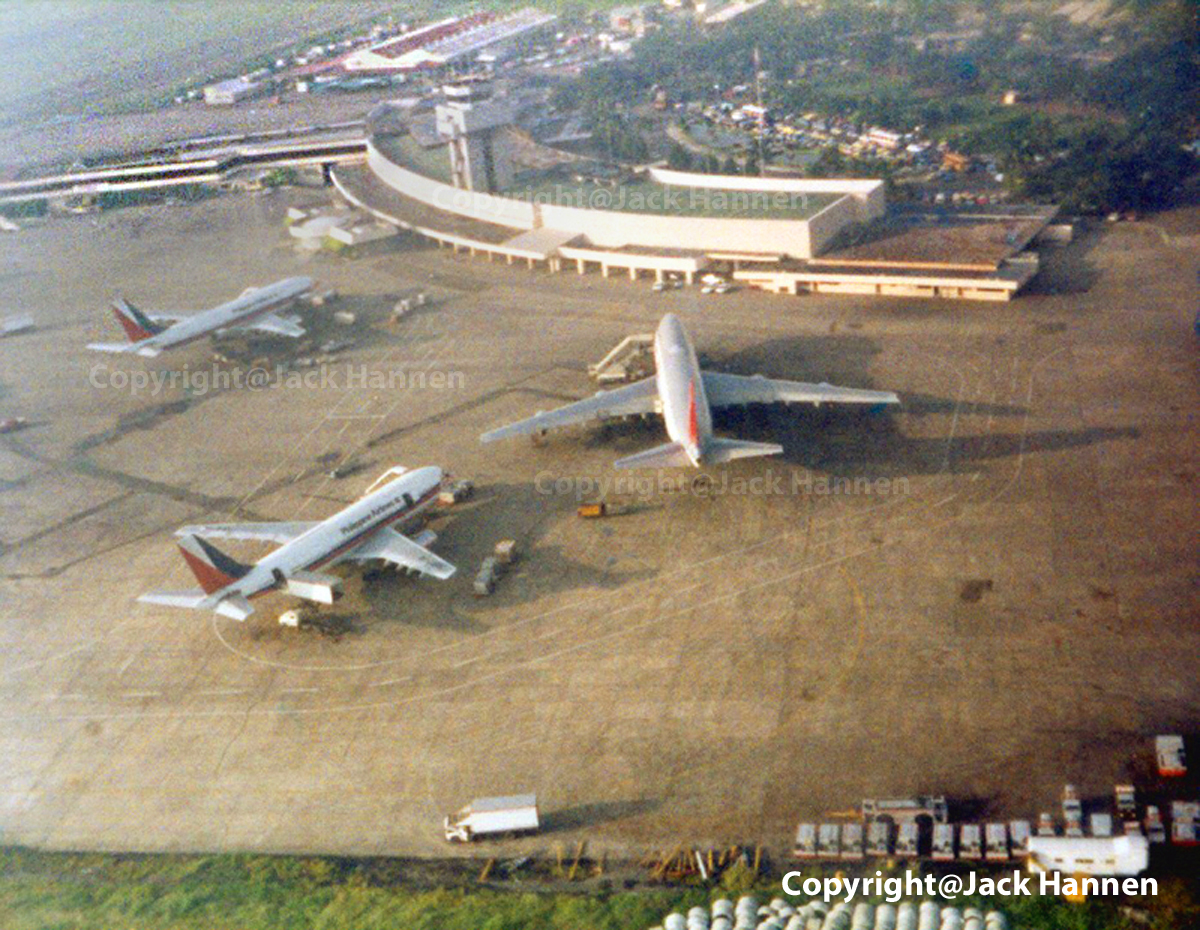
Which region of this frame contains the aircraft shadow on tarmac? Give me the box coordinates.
[564,387,1136,479]
[722,406,1140,478]
[540,797,663,834]
[358,481,658,621]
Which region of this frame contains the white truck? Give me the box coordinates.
[443,794,540,842]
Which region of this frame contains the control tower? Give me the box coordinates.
[435,83,515,194]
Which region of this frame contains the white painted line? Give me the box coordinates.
[369,677,413,688]
[280,687,320,694]
[198,688,249,696]
[450,656,480,669]
[122,691,160,699]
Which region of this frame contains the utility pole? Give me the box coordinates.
[753,45,765,176]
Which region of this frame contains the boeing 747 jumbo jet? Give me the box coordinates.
[87,276,313,357]
[139,466,455,620]
[481,313,900,468]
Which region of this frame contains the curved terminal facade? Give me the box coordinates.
[361,135,884,261]
[334,92,1046,300]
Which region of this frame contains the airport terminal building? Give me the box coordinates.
[334,86,1052,300]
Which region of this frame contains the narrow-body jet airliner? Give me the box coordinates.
[88,276,313,357]
[140,466,455,620]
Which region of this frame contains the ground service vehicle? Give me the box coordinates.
[443,794,540,842]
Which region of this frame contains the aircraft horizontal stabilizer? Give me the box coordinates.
[138,589,208,610]
[215,593,254,621]
[284,569,342,604]
[704,437,784,464]
[86,342,138,354]
[614,442,693,469]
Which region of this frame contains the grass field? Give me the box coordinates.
[1,848,1193,930]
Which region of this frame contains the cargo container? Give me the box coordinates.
[1115,785,1137,821]
[1009,820,1031,854]
[841,822,864,859]
[896,821,919,856]
[817,823,840,858]
[794,823,817,858]
[1145,805,1166,843]
[1156,735,1187,777]
[960,823,983,860]
[931,823,955,861]
[984,823,1008,860]
[866,820,891,856]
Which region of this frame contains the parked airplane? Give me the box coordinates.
[481,313,900,468]
[88,275,313,357]
[139,466,455,620]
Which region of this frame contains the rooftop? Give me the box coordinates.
[502,173,840,220]
[817,206,1058,271]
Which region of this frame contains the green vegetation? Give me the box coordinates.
[261,167,300,188]
[550,0,1198,214]
[97,184,215,211]
[1,848,1196,930]
[0,199,47,220]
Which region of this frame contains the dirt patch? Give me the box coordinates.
[959,579,994,603]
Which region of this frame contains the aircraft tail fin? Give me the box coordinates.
[703,438,784,464]
[112,296,165,342]
[613,442,693,469]
[176,534,252,595]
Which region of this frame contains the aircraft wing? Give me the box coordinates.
[480,377,659,443]
[344,526,456,579]
[702,372,900,408]
[147,313,191,325]
[237,314,306,338]
[175,522,318,544]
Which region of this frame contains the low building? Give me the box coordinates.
[203,77,263,106]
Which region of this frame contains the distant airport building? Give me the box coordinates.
[203,77,264,106]
[333,86,1054,301]
[302,9,557,77]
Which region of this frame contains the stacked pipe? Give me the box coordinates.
[650,901,1005,930]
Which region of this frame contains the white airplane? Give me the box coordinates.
[481,313,900,468]
[88,276,313,357]
[139,466,456,620]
